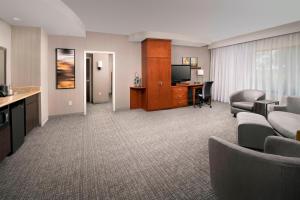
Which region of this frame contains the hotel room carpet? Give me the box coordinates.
[0,102,237,200]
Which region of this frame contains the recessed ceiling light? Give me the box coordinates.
[13,17,21,21]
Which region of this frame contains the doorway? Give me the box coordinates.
[86,54,93,103]
[84,51,116,114]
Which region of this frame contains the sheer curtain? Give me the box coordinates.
[211,32,300,102]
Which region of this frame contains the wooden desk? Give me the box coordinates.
[130,87,146,109]
[176,83,203,107]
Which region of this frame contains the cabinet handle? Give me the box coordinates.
[158,81,163,86]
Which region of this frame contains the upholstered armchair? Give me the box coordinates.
[230,89,265,116]
[268,96,300,139]
[209,136,300,200]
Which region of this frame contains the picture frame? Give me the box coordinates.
[190,57,198,68]
[56,48,75,89]
[182,57,191,65]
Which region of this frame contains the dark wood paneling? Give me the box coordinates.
[0,125,11,161]
[25,94,39,135]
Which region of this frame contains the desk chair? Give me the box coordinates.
[198,81,213,108]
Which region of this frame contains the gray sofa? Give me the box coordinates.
[230,89,265,116]
[268,96,300,139]
[209,136,300,200]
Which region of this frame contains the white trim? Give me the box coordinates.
[40,119,48,127]
[83,50,116,115]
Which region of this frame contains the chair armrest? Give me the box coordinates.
[264,136,300,158]
[269,105,287,112]
[229,91,242,105]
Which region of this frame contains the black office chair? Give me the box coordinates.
[198,81,214,108]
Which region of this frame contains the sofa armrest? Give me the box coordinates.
[269,105,287,112]
[264,136,300,158]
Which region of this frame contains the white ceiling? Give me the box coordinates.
[62,0,300,44]
[0,0,85,37]
[1,0,300,45]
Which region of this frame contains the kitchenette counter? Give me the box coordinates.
[0,86,40,108]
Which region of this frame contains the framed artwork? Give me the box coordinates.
[191,57,198,68]
[56,48,75,89]
[182,57,191,65]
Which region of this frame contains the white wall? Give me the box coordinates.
[0,20,11,85]
[92,53,110,103]
[48,32,141,116]
[172,45,211,82]
[40,29,48,125]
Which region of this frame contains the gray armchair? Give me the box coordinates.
[230,89,265,116]
[268,96,300,139]
[209,136,300,200]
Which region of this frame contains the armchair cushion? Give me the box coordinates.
[232,102,254,111]
[264,136,300,158]
[268,111,300,139]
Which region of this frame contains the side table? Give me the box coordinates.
[254,100,279,118]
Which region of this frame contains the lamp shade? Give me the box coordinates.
[197,69,204,76]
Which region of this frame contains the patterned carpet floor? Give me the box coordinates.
[0,102,237,200]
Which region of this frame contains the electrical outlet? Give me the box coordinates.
[68,101,73,106]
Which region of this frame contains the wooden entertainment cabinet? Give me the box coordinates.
[130,38,202,111]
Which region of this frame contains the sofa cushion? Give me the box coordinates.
[232,102,254,111]
[268,111,300,139]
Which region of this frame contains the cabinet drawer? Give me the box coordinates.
[173,99,188,107]
[174,94,188,100]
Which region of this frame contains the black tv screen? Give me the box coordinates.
[171,65,191,83]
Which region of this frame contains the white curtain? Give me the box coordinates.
[211,32,300,102]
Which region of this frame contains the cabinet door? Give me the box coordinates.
[146,58,171,110]
[25,95,39,135]
[146,58,161,110]
[158,58,172,109]
[142,39,171,58]
[0,125,11,161]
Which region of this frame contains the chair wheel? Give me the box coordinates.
[210,106,212,108]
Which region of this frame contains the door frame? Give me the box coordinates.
[83,51,116,115]
[86,56,93,103]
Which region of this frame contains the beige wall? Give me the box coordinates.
[92,53,111,103]
[48,32,141,115]
[11,26,49,125]
[85,32,141,110]
[172,45,211,82]
[48,35,86,116]
[0,20,11,85]
[11,26,41,86]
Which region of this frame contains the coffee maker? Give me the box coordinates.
[0,85,8,97]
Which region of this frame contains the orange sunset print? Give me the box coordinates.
[56,49,75,89]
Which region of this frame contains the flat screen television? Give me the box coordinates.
[171,65,191,83]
